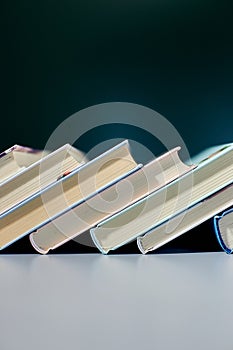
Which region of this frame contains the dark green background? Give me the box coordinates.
[2,1,233,253]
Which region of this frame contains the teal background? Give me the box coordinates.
[2,1,233,253]
[2,1,233,154]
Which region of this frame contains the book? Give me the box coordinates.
[0,144,85,215]
[138,184,233,254]
[0,141,138,250]
[29,146,194,254]
[0,144,47,183]
[213,207,233,254]
[90,144,233,254]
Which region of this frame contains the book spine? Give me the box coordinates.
[213,213,233,254]
[137,236,147,254]
[29,231,49,255]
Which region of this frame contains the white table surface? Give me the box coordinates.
[1,252,233,350]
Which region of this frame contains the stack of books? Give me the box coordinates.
[1,140,233,254]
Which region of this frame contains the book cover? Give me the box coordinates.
[213,208,233,254]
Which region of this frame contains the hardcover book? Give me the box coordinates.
[0,144,85,215]
[0,144,47,183]
[90,144,233,254]
[30,146,194,254]
[0,141,138,250]
[138,184,233,254]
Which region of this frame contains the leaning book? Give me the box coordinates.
[0,144,47,183]
[0,143,85,215]
[30,146,194,254]
[138,184,233,254]
[90,144,233,254]
[0,141,138,250]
